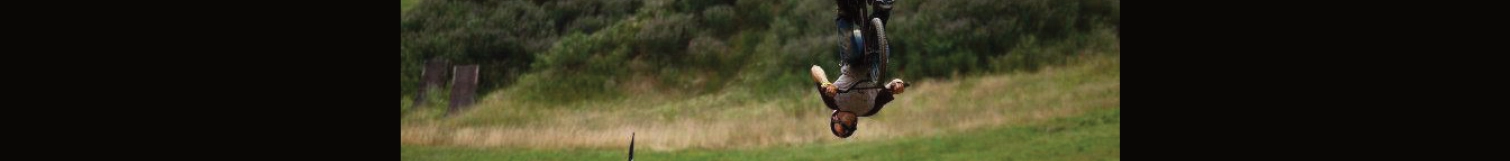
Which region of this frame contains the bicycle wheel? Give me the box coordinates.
[870,18,889,80]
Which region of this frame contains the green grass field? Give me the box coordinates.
[402,107,1118,160]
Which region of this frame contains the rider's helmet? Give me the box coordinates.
[831,110,859,138]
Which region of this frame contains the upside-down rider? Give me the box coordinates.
[811,0,905,138]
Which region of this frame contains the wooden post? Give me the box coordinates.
[448,65,480,115]
[412,59,448,108]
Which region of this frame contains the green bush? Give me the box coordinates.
[700,5,736,36]
[399,0,1120,104]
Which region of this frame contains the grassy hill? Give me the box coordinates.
[401,0,1119,160]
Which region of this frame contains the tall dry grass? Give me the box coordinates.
[401,54,1119,151]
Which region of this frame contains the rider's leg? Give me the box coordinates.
[848,29,865,65]
[836,18,850,46]
[837,18,862,66]
[835,21,865,91]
